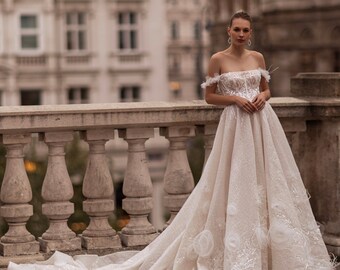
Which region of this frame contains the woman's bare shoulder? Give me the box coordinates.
[210,51,227,61]
[249,50,264,59]
[249,50,266,67]
[208,52,224,75]
[208,51,227,70]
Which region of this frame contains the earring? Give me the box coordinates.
[228,37,231,44]
[248,39,252,46]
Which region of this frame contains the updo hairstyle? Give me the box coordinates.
[229,10,252,27]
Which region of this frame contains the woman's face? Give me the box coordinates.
[228,18,252,46]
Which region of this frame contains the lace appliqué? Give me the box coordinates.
[201,73,220,89]
[193,230,214,257]
[258,68,270,82]
[201,68,271,89]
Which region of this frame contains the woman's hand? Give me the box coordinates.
[252,92,267,111]
[234,96,257,114]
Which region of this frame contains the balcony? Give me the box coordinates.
[16,56,47,66]
[15,55,48,73]
[109,52,150,73]
[0,74,338,267]
[61,54,94,72]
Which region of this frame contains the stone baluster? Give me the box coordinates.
[160,126,195,227]
[81,129,121,249]
[0,134,41,257]
[197,124,218,164]
[118,128,158,247]
[39,132,81,252]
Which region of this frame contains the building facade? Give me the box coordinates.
[166,0,211,100]
[261,0,340,96]
[0,0,168,106]
[209,0,340,96]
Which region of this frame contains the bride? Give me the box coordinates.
[9,10,334,270]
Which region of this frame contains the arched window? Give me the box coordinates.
[300,28,314,40]
[331,26,340,40]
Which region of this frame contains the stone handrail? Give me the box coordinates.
[0,98,339,133]
[0,97,339,266]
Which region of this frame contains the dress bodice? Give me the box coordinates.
[201,68,270,101]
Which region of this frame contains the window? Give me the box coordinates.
[334,51,340,72]
[300,28,314,40]
[169,81,181,99]
[65,12,87,52]
[194,21,201,40]
[117,12,138,50]
[195,53,201,71]
[169,54,181,73]
[171,21,179,40]
[67,87,89,104]
[20,89,41,105]
[20,15,39,50]
[300,51,315,72]
[119,86,140,102]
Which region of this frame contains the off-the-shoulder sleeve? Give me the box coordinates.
[258,68,271,82]
[201,74,220,89]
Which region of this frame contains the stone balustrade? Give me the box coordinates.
[0,94,338,267]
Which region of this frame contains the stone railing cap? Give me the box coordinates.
[0,98,338,134]
[294,72,340,79]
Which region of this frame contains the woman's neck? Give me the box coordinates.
[227,45,247,58]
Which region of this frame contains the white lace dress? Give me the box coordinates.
[9,69,333,270]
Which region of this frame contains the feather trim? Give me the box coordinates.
[201,73,220,89]
[258,68,271,82]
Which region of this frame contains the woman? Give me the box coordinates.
[9,11,333,270]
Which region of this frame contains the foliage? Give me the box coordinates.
[187,135,205,184]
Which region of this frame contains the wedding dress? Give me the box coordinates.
[9,69,333,270]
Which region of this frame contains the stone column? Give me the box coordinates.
[39,132,81,252]
[0,134,40,256]
[313,122,340,256]
[291,72,340,97]
[290,73,340,255]
[160,126,195,227]
[81,129,121,250]
[118,128,158,247]
[280,119,307,165]
[197,124,218,165]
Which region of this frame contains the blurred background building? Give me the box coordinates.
[210,0,340,96]
[0,0,213,106]
[4,0,339,102]
[0,0,339,103]
[0,0,168,106]
[166,0,211,100]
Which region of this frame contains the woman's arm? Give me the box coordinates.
[252,53,271,110]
